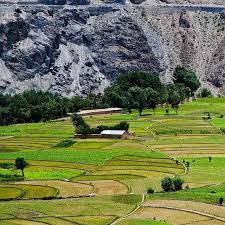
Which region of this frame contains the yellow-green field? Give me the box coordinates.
[1,98,225,224]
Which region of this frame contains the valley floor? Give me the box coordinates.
[1,98,225,224]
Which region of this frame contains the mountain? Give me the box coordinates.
[1,1,225,96]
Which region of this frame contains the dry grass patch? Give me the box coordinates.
[17,180,93,197]
[144,200,225,219]
[81,180,128,195]
[35,217,77,225]
[6,219,48,225]
[131,207,212,225]
[65,215,116,225]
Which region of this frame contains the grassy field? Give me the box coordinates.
[1,98,225,224]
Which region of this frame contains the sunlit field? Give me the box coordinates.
[1,98,225,224]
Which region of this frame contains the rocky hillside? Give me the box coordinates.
[1,3,225,96]
[158,0,225,5]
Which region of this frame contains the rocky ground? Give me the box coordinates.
[1,2,225,96]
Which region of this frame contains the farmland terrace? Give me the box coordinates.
[0,98,225,224]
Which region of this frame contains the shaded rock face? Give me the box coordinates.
[1,5,225,96]
[158,0,225,5]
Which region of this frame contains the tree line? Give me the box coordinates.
[102,66,200,116]
[0,66,201,125]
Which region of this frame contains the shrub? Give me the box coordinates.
[220,128,225,134]
[55,139,75,148]
[173,176,184,191]
[198,88,212,98]
[161,176,185,192]
[0,174,24,182]
[147,187,155,194]
[161,177,174,192]
[0,162,14,169]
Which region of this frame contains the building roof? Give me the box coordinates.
[100,130,126,136]
[77,108,122,115]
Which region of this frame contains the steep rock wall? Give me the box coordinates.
[0,5,225,96]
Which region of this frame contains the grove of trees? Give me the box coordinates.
[0,66,201,125]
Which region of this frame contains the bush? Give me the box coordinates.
[173,176,184,191]
[147,187,155,194]
[161,177,174,192]
[92,121,129,134]
[0,162,14,169]
[55,139,75,148]
[161,176,184,192]
[198,88,212,98]
[0,174,24,182]
[220,128,225,134]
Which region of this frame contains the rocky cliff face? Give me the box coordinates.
[158,0,225,5]
[1,3,225,96]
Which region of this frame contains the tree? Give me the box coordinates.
[122,92,135,113]
[69,96,85,113]
[174,66,200,93]
[103,85,123,108]
[15,158,28,177]
[128,87,146,116]
[185,87,192,98]
[115,72,162,92]
[161,177,174,192]
[173,176,184,191]
[145,88,160,114]
[168,91,181,114]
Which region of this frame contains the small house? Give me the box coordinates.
[100,130,134,139]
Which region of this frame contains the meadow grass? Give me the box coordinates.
[0,195,142,219]
[1,98,225,224]
[0,186,23,199]
[64,215,115,225]
[117,219,170,225]
[148,182,225,205]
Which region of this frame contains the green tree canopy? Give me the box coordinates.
[145,88,160,114]
[174,65,200,93]
[128,86,146,116]
[114,71,162,91]
[15,157,28,177]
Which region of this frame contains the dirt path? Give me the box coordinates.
[109,194,146,225]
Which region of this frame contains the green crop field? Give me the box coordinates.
[1,98,225,224]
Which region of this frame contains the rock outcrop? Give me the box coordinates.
[1,3,225,96]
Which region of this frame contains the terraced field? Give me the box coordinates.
[1,98,225,224]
